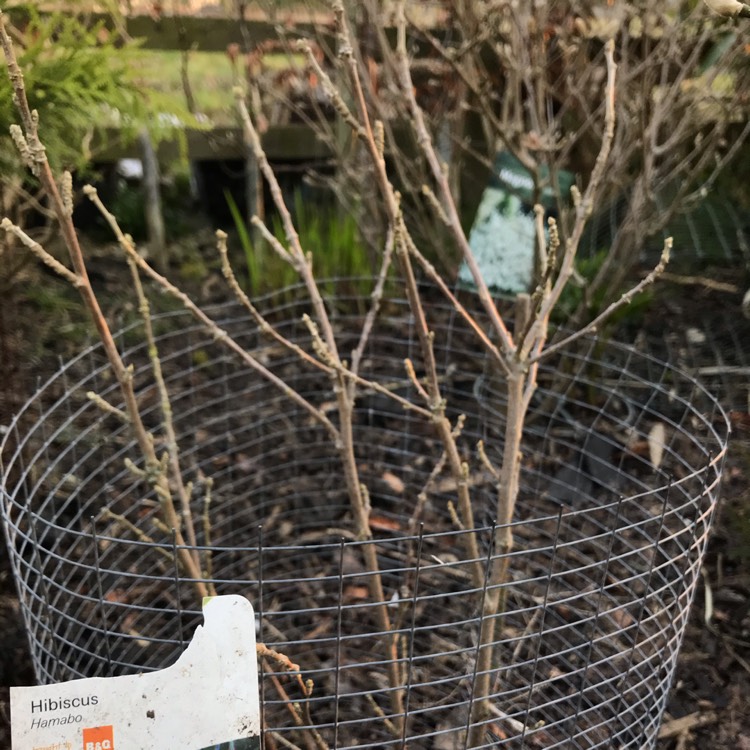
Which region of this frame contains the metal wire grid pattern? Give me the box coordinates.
[0,287,729,749]
[578,187,750,268]
[640,307,750,414]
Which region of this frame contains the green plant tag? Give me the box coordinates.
[10,596,260,750]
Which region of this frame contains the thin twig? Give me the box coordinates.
[340,4,485,596]
[520,39,618,363]
[532,238,672,364]
[393,0,515,364]
[260,654,328,750]
[235,88,341,361]
[477,440,500,482]
[265,670,315,750]
[100,509,173,563]
[297,39,365,139]
[349,225,395,382]
[126,252,201,569]
[403,232,508,375]
[470,36,621,746]
[217,230,329,373]
[660,271,738,294]
[409,451,447,533]
[268,733,304,750]
[86,391,129,423]
[404,357,431,404]
[0,219,80,287]
[238,44,404,729]
[201,477,214,581]
[364,694,399,737]
[250,217,296,267]
[83,186,340,444]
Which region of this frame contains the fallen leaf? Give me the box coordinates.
[648,422,667,469]
[627,439,650,457]
[369,515,401,532]
[554,603,573,621]
[486,722,508,740]
[702,567,713,625]
[235,453,256,473]
[729,466,745,480]
[685,327,706,344]
[381,471,405,494]
[104,588,130,604]
[610,607,635,629]
[343,585,369,602]
[730,411,750,431]
[122,611,150,648]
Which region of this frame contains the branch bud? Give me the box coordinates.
[62,171,73,217]
[9,124,32,169]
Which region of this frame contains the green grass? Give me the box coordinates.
[226,190,385,301]
[128,50,302,124]
[128,50,236,122]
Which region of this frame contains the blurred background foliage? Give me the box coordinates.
[1,1,749,317]
[0,3,201,291]
[0,7,141,174]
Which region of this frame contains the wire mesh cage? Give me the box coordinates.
[0,284,729,749]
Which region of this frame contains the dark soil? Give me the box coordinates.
[0,246,748,749]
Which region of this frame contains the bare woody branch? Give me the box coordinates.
[393,0,515,364]
[0,12,209,597]
[83,185,340,444]
[533,238,672,364]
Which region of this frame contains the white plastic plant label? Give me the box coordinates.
[458,150,575,294]
[10,594,260,750]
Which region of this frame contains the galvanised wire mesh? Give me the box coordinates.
[0,283,729,749]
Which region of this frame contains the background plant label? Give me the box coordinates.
[458,150,575,294]
[10,595,260,750]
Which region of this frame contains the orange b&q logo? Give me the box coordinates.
[83,724,114,750]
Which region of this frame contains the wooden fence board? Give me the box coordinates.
[5,8,432,55]
[96,124,334,162]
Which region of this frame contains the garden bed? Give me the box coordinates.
[0,281,731,748]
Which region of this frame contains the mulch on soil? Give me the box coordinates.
[0,256,748,749]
